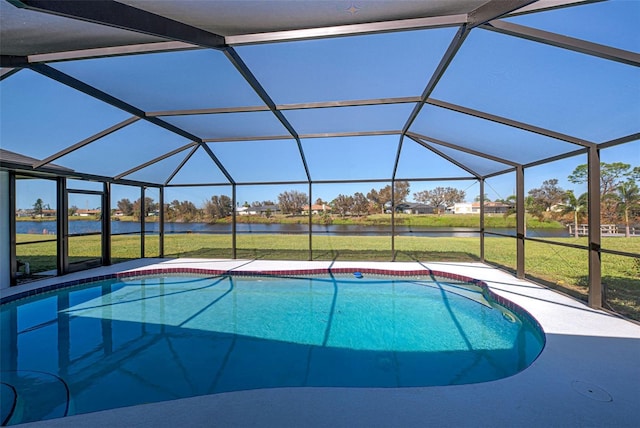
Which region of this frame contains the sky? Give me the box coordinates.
[3,0,639,210]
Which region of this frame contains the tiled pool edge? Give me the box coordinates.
[0,265,545,339]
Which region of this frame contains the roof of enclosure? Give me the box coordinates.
[1,0,638,187]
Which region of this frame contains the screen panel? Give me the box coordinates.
[52,49,265,111]
[0,69,131,160]
[431,29,640,143]
[411,104,579,165]
[207,140,307,183]
[302,135,399,181]
[236,27,458,104]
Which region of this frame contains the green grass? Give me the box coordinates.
[15,233,639,321]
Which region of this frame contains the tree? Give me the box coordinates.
[413,187,465,214]
[569,162,632,197]
[332,194,353,218]
[278,190,307,215]
[33,198,44,218]
[369,181,410,214]
[558,191,588,238]
[528,179,565,214]
[117,198,134,216]
[351,192,369,217]
[133,197,157,219]
[205,195,232,220]
[166,199,200,222]
[569,162,637,223]
[613,180,640,238]
[366,188,384,214]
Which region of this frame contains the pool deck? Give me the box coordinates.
[5,258,640,428]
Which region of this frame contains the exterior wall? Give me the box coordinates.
[0,171,10,289]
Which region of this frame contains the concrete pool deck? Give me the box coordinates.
[4,258,640,428]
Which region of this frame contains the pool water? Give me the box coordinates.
[0,274,544,425]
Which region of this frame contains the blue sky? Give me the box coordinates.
[3,0,639,210]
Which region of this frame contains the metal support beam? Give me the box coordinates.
[308,183,313,261]
[114,142,197,180]
[226,14,467,46]
[34,117,140,169]
[232,184,237,259]
[11,0,227,49]
[407,135,481,178]
[102,182,111,266]
[28,41,198,64]
[140,187,145,258]
[391,179,396,260]
[57,177,68,275]
[427,98,594,148]
[598,132,640,150]
[29,63,236,185]
[587,146,602,308]
[479,179,485,262]
[0,67,21,81]
[467,0,537,28]
[516,165,525,279]
[223,47,311,184]
[407,132,519,167]
[484,20,640,67]
[164,146,199,186]
[0,55,29,68]
[159,186,164,258]
[402,25,469,135]
[8,173,16,286]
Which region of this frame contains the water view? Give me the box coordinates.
[16,220,570,238]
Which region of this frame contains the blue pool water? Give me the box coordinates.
[0,274,544,425]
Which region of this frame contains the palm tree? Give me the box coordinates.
[559,191,587,238]
[614,180,640,238]
[33,198,44,218]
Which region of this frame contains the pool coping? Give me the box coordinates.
[3,258,640,428]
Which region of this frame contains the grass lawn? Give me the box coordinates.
[15,233,640,321]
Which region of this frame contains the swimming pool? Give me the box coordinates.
[0,271,544,425]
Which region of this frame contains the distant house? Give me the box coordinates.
[75,209,101,217]
[450,202,475,214]
[302,204,331,215]
[450,202,512,214]
[396,203,435,214]
[237,205,279,216]
[480,201,513,214]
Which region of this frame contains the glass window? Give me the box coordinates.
[67,179,103,192]
[15,176,58,280]
[111,184,142,262]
